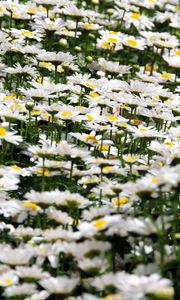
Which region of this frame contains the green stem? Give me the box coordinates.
[41,157,46,192]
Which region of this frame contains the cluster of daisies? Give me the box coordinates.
[0,0,179,299]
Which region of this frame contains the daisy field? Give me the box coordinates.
[0,0,179,300]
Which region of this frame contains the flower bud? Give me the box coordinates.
[59,38,68,47]
[107,9,114,15]
[91,0,99,4]
[74,46,82,52]
[25,101,35,111]
[154,287,174,299]
[86,56,93,62]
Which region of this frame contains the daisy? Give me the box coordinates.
[123,36,146,50]
[56,140,90,161]
[163,55,180,68]
[69,131,103,146]
[25,3,38,16]
[0,124,23,145]
[170,16,180,29]
[127,124,165,138]
[97,36,123,52]
[0,245,35,266]
[68,73,97,90]
[3,283,37,298]
[154,37,179,49]
[27,139,58,159]
[23,291,50,300]
[10,28,43,41]
[0,104,26,122]
[39,276,79,295]
[124,11,154,31]
[24,190,90,209]
[58,107,80,121]
[19,87,57,101]
[0,270,19,287]
[32,17,66,33]
[35,0,60,5]
[129,80,162,96]
[4,63,39,78]
[91,58,131,75]
[37,50,76,65]
[123,154,139,164]
[16,265,48,280]
[78,257,107,274]
[79,22,102,31]
[82,206,113,222]
[60,4,87,19]
[154,11,174,24]
[45,207,73,225]
[115,272,172,299]
[12,226,42,239]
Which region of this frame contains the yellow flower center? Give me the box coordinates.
[27,7,37,14]
[79,106,86,111]
[100,125,108,130]
[31,110,41,116]
[107,115,118,121]
[37,169,51,175]
[12,13,21,18]
[102,41,113,49]
[131,12,140,19]
[93,218,108,229]
[164,141,175,146]
[161,73,172,79]
[23,202,40,211]
[47,20,56,26]
[98,145,110,151]
[123,155,137,163]
[86,114,93,121]
[109,31,118,35]
[86,82,96,89]
[0,127,7,137]
[104,295,123,300]
[119,122,127,127]
[145,64,158,72]
[114,197,128,206]
[43,112,52,122]
[57,66,63,73]
[10,103,23,110]
[107,37,118,43]
[39,61,52,68]
[131,119,142,125]
[84,23,94,29]
[62,27,69,34]
[11,4,18,8]
[151,177,159,184]
[89,91,100,98]
[3,95,16,101]
[85,135,98,144]
[21,30,34,37]
[175,49,180,56]
[5,279,13,286]
[103,166,113,172]
[61,111,74,119]
[139,127,148,133]
[11,165,22,171]
[127,39,138,47]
